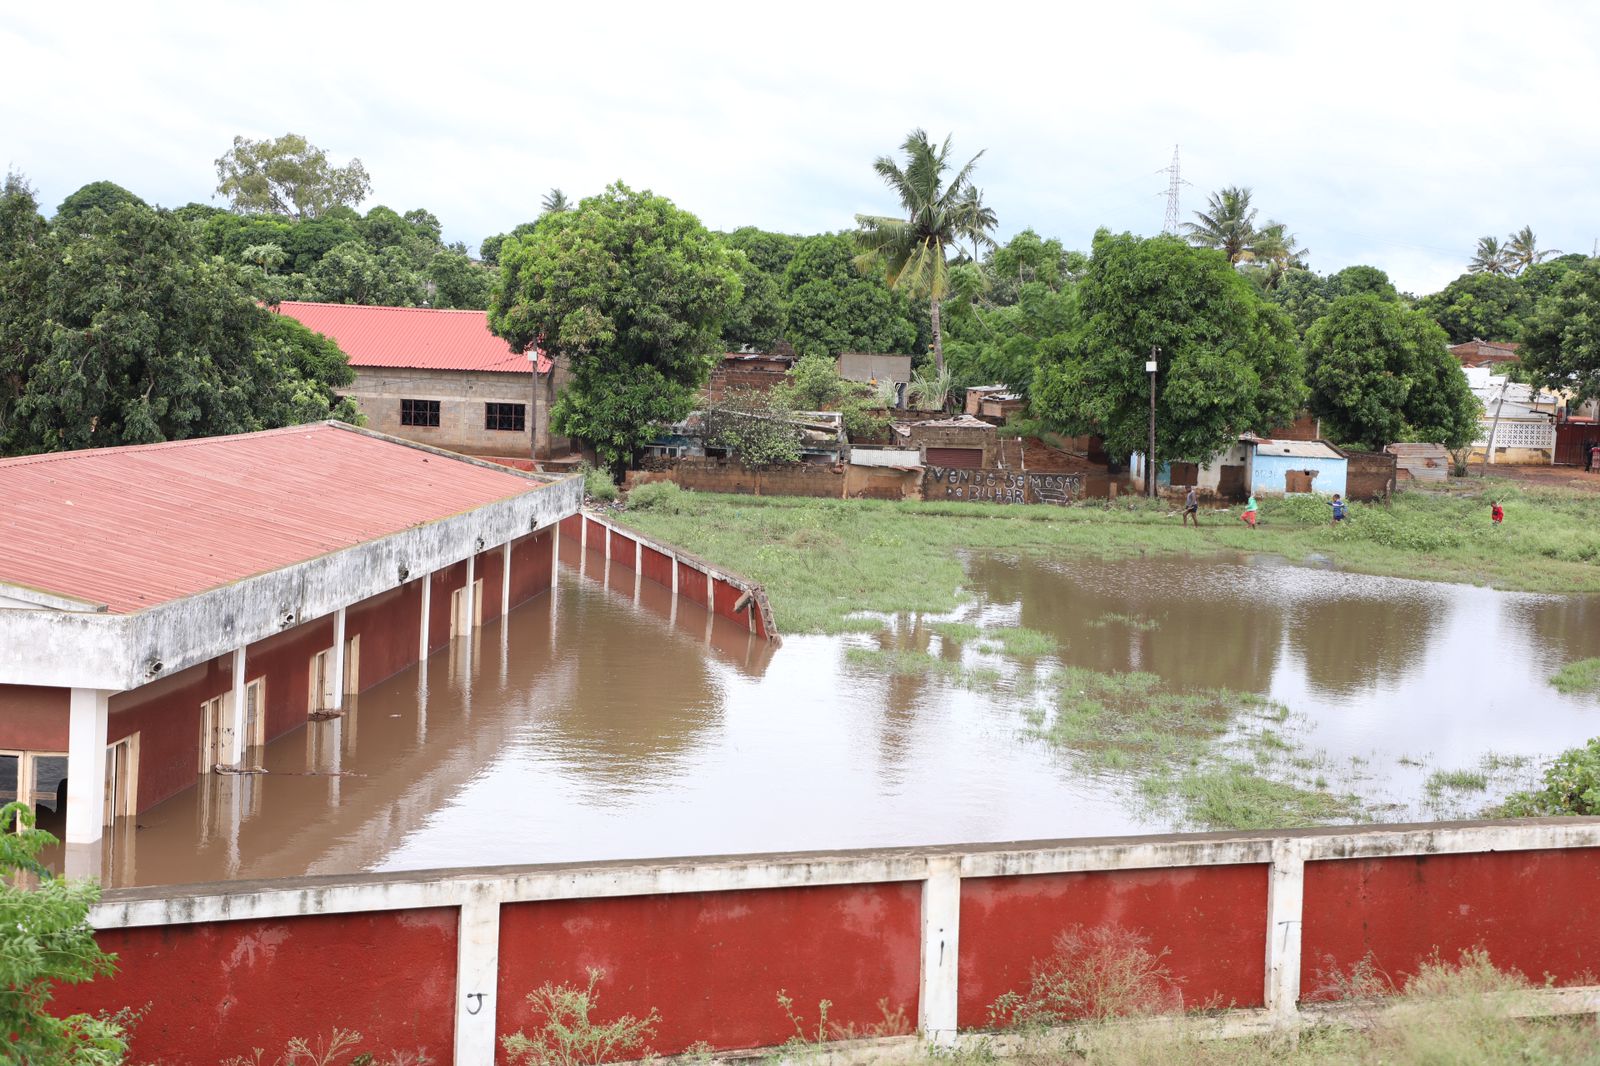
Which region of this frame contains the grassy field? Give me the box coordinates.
[619,478,1600,635]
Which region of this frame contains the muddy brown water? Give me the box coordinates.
[82,546,1600,888]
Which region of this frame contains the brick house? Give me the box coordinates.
[274,302,572,459]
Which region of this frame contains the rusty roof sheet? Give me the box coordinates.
[1246,438,1345,460]
[274,301,531,374]
[0,423,548,613]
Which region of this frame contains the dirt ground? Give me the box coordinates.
[1480,463,1600,493]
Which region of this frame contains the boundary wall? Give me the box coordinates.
[559,511,778,639]
[55,819,1600,1064]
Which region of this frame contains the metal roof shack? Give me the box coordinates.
[273,301,530,374]
[1243,437,1344,461]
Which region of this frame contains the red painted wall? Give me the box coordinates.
[713,578,753,633]
[345,580,424,690]
[640,544,674,589]
[477,546,506,620]
[429,561,466,653]
[1301,848,1600,997]
[584,516,606,552]
[676,560,709,608]
[496,883,922,1058]
[608,527,633,565]
[559,513,582,539]
[958,865,1269,1026]
[248,616,337,741]
[108,657,230,812]
[53,908,458,1065]
[0,684,69,750]
[509,529,553,607]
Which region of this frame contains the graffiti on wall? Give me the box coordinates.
[923,466,1082,505]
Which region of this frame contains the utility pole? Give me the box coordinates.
[1147,347,1159,498]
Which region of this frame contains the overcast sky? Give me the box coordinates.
[4,1,1596,295]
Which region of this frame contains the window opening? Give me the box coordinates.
[485,403,527,432]
[400,398,441,427]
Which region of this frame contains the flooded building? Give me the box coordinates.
[0,422,578,864]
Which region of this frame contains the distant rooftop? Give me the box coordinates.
[274,301,530,374]
[1245,437,1345,460]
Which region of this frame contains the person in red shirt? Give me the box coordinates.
[1491,500,1504,526]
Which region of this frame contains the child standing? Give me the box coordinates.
[1241,493,1258,529]
[1491,500,1504,526]
[1329,493,1347,526]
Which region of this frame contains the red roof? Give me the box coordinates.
[274,301,531,374]
[0,423,548,613]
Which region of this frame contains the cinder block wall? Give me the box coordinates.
[348,367,537,457]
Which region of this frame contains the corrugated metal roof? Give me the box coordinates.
[275,301,531,374]
[1247,438,1345,460]
[0,423,549,613]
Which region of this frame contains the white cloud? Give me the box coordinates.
[2,0,1597,293]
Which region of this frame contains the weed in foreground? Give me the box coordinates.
[222,1030,431,1066]
[991,626,1058,657]
[501,968,659,1066]
[989,925,1184,1031]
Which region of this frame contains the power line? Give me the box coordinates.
[1157,145,1190,234]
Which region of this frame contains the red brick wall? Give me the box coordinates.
[346,580,424,689]
[508,529,553,608]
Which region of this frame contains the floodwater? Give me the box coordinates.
[87,545,1600,889]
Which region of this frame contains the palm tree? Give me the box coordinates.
[956,186,998,263]
[855,129,995,372]
[1183,187,1266,264]
[1251,222,1309,288]
[540,188,570,215]
[1506,226,1559,273]
[1469,235,1513,276]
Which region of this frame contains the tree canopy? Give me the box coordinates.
[487,183,741,476]
[1415,272,1527,344]
[214,133,372,220]
[781,234,921,359]
[54,180,146,223]
[1304,293,1480,450]
[1520,257,1600,402]
[0,176,357,455]
[1031,231,1303,463]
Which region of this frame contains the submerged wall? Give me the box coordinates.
[52,820,1600,1064]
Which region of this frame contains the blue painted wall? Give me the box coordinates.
[1250,451,1346,496]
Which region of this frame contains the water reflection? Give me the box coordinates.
[90,551,1600,889]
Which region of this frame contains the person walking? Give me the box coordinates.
[1241,492,1258,530]
[1182,485,1200,527]
[1329,493,1347,526]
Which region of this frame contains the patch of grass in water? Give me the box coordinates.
[930,621,981,642]
[1086,612,1160,632]
[842,647,1005,691]
[1154,762,1368,830]
[1549,657,1600,695]
[1426,768,1490,795]
[991,626,1057,657]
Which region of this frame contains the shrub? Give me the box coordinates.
[626,480,688,514]
[501,969,658,1066]
[582,465,618,503]
[704,386,803,466]
[781,353,848,410]
[988,924,1182,1029]
[1497,737,1600,816]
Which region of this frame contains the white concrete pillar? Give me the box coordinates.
[66,688,111,845]
[419,572,432,661]
[331,607,347,712]
[454,897,502,1064]
[501,541,512,616]
[464,554,476,630]
[603,520,612,560]
[221,647,247,766]
[551,524,560,589]
[670,553,679,596]
[580,514,588,553]
[1264,839,1307,1026]
[919,857,962,1046]
[634,537,641,572]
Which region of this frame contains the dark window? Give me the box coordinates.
[400,399,440,427]
[485,403,527,432]
[1169,461,1199,486]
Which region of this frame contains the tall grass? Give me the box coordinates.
[1549,657,1600,695]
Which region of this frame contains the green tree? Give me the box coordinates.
[488,182,740,477]
[426,249,497,309]
[0,804,128,1065]
[704,386,803,466]
[252,314,362,427]
[855,129,995,371]
[720,227,800,351]
[0,182,357,453]
[306,240,425,306]
[1521,257,1600,402]
[1182,186,1295,271]
[1304,293,1480,450]
[782,234,919,359]
[215,133,372,219]
[541,188,571,215]
[54,181,146,223]
[1031,230,1304,463]
[1416,272,1528,343]
[1506,226,1559,273]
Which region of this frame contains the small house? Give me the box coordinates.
[1244,437,1347,497]
[837,352,912,386]
[899,415,999,469]
[1385,443,1450,485]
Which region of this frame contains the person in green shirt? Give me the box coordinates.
[1241,493,1258,529]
